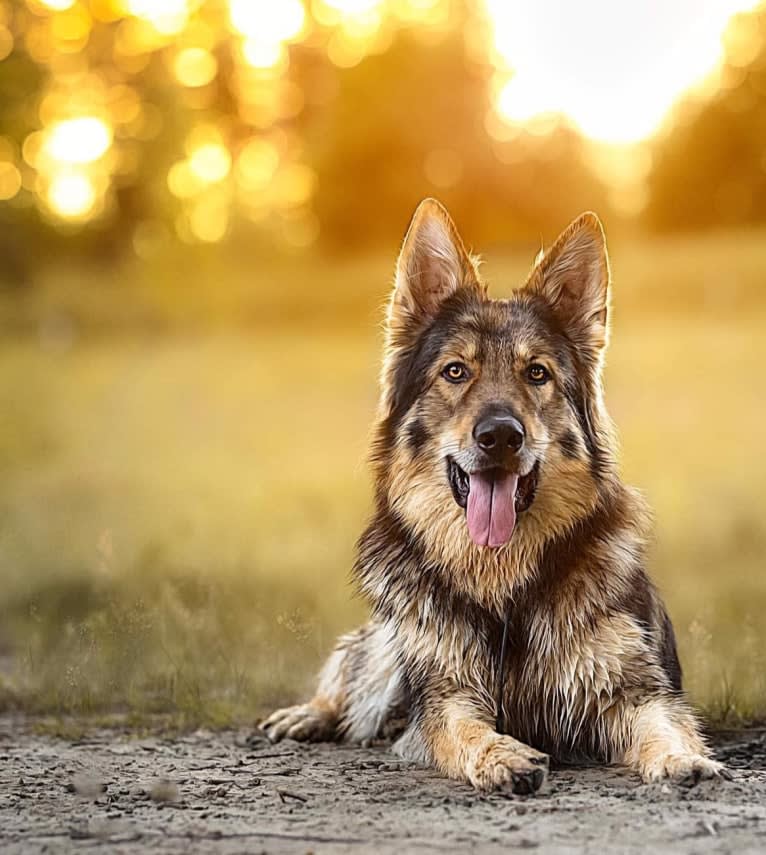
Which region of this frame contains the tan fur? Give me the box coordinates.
[262,200,727,792]
[425,697,548,791]
[618,698,717,782]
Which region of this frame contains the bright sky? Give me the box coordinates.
[485,0,760,143]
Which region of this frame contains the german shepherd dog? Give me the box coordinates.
[262,200,727,794]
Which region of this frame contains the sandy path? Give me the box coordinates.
[1,720,765,853]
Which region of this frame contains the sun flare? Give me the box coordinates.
[11,0,763,233]
[484,0,761,144]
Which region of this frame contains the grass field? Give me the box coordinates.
[0,229,765,726]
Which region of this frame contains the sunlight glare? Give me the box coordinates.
[321,0,383,11]
[241,39,286,69]
[229,0,306,41]
[44,117,112,164]
[38,0,76,10]
[485,0,761,143]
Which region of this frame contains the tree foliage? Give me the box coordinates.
[645,6,766,231]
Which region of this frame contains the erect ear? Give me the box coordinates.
[380,199,482,416]
[524,212,610,354]
[389,198,481,334]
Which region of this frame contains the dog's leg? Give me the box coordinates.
[261,621,404,744]
[259,641,347,742]
[396,687,549,794]
[610,696,729,783]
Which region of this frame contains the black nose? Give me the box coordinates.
[473,409,525,456]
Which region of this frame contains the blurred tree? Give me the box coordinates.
[0,39,44,286]
[0,0,612,279]
[302,26,611,250]
[645,5,766,231]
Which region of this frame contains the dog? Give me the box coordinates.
[262,199,727,794]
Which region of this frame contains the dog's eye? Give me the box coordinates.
[527,364,551,385]
[442,362,470,383]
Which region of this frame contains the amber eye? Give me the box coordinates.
[442,362,470,383]
[527,363,551,385]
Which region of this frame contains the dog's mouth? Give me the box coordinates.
[447,457,540,549]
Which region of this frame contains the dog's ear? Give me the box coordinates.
[389,198,480,331]
[380,199,481,416]
[524,212,610,355]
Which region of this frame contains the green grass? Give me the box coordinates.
[0,332,376,721]
[1,230,765,726]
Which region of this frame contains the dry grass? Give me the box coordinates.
[0,229,764,726]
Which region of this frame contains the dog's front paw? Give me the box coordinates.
[260,704,336,743]
[640,752,731,785]
[467,736,549,794]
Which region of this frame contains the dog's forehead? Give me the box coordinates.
[453,296,557,360]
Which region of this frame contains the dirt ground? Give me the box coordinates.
[1,718,765,854]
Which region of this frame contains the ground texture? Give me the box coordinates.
[1,720,765,854]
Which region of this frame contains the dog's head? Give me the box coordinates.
[373,199,615,559]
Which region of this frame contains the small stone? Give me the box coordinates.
[149,779,178,803]
[69,774,108,799]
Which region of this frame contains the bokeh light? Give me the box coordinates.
[0,0,761,243]
[124,0,190,35]
[229,0,306,42]
[173,47,218,87]
[236,139,280,190]
[43,117,112,165]
[0,24,13,61]
[189,142,232,184]
[0,161,22,201]
[241,38,286,70]
[46,172,98,219]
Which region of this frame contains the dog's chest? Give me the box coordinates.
[498,609,622,756]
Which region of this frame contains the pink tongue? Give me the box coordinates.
[466,471,519,548]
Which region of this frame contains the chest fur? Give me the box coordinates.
[401,602,648,756]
